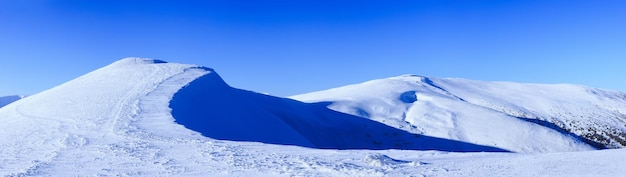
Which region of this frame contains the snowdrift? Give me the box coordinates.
[169,65,506,151]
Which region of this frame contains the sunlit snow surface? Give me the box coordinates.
[1,58,625,176]
[292,75,626,150]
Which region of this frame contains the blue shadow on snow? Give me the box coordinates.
[170,72,509,152]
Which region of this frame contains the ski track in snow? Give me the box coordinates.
[2,58,626,176]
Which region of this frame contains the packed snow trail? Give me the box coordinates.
[0,58,200,175]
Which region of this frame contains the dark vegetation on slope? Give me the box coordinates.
[426,79,626,149]
[517,117,605,149]
[522,117,626,149]
[170,72,509,152]
[482,105,626,149]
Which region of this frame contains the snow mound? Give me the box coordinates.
[0,58,206,175]
[291,75,610,153]
[363,153,412,167]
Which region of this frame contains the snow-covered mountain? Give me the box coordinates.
[1,58,625,176]
[0,95,23,108]
[292,75,626,150]
[169,70,505,152]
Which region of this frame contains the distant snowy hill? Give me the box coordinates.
[0,95,23,108]
[1,58,624,176]
[291,75,626,150]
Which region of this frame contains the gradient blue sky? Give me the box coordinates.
[1,0,625,96]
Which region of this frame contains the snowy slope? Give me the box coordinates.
[0,95,22,108]
[430,77,626,148]
[0,58,499,176]
[291,75,626,152]
[1,58,624,176]
[168,72,506,151]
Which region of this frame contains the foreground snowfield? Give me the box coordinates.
[1,58,625,176]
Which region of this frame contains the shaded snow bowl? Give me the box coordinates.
[400,91,418,103]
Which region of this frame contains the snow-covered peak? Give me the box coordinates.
[397,74,427,78]
[111,57,168,66]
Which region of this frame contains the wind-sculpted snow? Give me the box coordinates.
[291,75,598,153]
[170,69,507,152]
[1,58,625,176]
[0,58,506,176]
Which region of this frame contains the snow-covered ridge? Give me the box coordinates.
[1,58,626,176]
[292,75,626,151]
[0,58,509,176]
[0,57,207,175]
[168,70,507,151]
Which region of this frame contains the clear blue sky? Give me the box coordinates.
[1,0,625,96]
